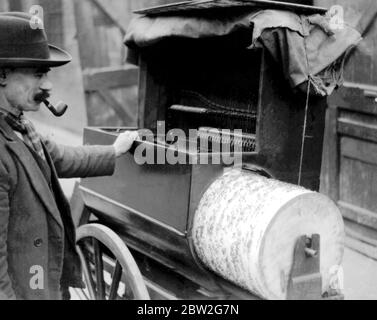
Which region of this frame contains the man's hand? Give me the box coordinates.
[113,131,139,158]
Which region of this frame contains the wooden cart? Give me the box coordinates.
[71,0,349,300]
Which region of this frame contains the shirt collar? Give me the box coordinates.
[0,106,23,119]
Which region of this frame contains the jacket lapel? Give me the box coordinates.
[0,117,63,228]
[6,141,63,228]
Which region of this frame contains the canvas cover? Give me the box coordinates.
[125,8,361,96]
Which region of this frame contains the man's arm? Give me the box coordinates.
[0,160,16,300]
[43,131,138,179]
[43,139,116,179]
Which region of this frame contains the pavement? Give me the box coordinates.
[34,118,377,300]
[343,248,377,300]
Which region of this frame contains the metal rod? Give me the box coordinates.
[170,104,256,119]
[170,105,208,114]
[298,80,311,186]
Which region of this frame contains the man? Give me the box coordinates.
[0,12,138,299]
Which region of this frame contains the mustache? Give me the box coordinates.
[34,92,50,102]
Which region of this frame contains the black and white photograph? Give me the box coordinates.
[0,0,376,305]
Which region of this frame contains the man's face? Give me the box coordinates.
[3,67,52,112]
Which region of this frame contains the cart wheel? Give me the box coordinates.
[76,223,150,300]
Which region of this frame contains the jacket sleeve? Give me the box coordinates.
[42,138,117,179]
[0,160,16,300]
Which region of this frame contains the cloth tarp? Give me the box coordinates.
[124,9,361,96]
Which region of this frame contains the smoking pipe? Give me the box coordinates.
[43,100,68,117]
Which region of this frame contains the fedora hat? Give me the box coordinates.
[0,12,71,68]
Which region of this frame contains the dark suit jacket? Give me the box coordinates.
[0,115,116,300]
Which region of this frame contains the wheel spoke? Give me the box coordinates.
[109,261,122,300]
[93,238,106,300]
[76,224,150,300]
[77,244,96,299]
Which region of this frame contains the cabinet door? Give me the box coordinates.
[322,85,377,257]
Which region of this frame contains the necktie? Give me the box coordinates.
[3,112,46,161]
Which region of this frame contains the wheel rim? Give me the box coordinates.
[76,223,150,300]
